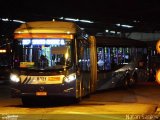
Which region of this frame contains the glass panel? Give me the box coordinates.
[78,40,90,71]
[104,47,111,70]
[117,47,123,65]
[124,47,130,63]
[16,39,72,69]
[97,47,105,70]
[110,47,117,69]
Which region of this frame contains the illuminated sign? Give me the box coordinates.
[22,39,31,45]
[45,39,65,45]
[22,39,65,45]
[32,39,46,45]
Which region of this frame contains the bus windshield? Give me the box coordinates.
[15,39,73,70]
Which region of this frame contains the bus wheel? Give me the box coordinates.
[128,73,137,88]
[123,76,130,89]
[133,73,138,84]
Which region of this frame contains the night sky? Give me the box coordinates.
[1,0,160,23]
[1,0,160,34]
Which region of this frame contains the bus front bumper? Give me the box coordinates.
[11,81,77,98]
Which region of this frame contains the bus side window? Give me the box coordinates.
[78,39,90,71]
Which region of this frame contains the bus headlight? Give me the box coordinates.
[64,73,76,83]
[10,73,20,82]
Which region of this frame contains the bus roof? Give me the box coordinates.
[96,36,147,47]
[14,21,80,34]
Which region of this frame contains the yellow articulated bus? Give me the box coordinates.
[10,21,142,105]
[10,21,97,105]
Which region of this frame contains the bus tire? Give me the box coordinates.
[124,80,129,88]
[133,73,138,84]
[129,72,138,88]
[123,75,130,89]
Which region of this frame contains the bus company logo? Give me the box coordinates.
[39,86,45,91]
[156,40,160,54]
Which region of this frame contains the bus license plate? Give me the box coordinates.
[37,77,47,81]
[36,92,47,96]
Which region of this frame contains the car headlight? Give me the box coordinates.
[10,73,20,82]
[64,73,76,83]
